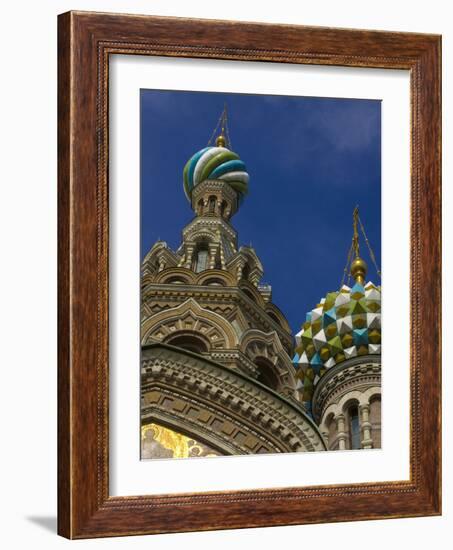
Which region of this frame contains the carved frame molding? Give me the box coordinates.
[58,11,441,538]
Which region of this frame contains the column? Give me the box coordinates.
[336,413,347,450]
[184,244,195,269]
[360,403,373,449]
[236,262,244,282]
[208,243,218,269]
[215,196,222,217]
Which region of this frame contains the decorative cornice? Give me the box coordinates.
[141,283,293,349]
[141,343,326,453]
[312,355,381,422]
[182,216,237,241]
[192,179,238,203]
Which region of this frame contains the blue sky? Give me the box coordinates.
[141,89,381,334]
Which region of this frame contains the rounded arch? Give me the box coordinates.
[254,357,280,391]
[238,280,265,308]
[240,328,297,395]
[337,389,373,414]
[142,241,167,265]
[320,390,368,428]
[342,396,361,415]
[197,269,235,287]
[154,267,196,285]
[163,331,210,354]
[163,276,190,284]
[141,274,153,288]
[204,278,226,286]
[363,386,382,404]
[320,403,343,431]
[265,303,291,332]
[238,247,264,273]
[141,411,235,456]
[241,263,251,281]
[188,232,215,244]
[370,393,381,405]
[141,298,239,350]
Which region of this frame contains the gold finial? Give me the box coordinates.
[216,134,226,147]
[351,256,368,285]
[350,206,367,284]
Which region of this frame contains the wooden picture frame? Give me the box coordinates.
[58,10,441,539]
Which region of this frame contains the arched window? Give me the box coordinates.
[164,333,208,355]
[255,357,279,391]
[208,196,216,214]
[349,405,361,450]
[204,278,225,286]
[193,244,209,273]
[163,276,188,285]
[242,263,251,281]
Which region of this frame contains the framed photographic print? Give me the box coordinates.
[58,11,441,538]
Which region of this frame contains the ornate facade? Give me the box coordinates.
[141,113,381,458]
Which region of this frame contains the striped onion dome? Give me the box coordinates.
[183,146,249,201]
[293,280,381,413]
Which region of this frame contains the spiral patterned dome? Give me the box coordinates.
[293,280,381,412]
[183,146,249,201]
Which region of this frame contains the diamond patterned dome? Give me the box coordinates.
[293,280,381,412]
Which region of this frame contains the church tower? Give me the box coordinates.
[141,108,326,458]
[293,208,382,450]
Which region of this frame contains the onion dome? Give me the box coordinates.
[183,138,249,201]
[293,280,381,410]
[293,207,382,413]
